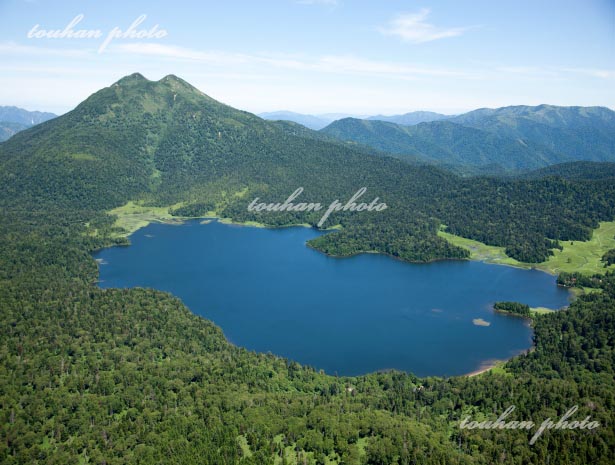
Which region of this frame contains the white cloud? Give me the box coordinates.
[380,9,470,43]
[115,43,473,80]
[115,43,254,65]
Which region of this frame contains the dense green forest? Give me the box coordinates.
[1,206,615,464]
[1,74,615,464]
[556,272,605,289]
[519,161,615,181]
[493,302,531,318]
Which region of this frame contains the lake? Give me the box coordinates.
[94,219,571,377]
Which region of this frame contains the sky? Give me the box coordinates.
[0,0,613,115]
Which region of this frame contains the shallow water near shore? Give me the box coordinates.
[94,219,571,377]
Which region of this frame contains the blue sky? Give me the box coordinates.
[0,0,613,115]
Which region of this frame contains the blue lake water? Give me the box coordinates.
[94,220,571,377]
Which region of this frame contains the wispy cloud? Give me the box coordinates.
[115,43,472,80]
[380,9,470,43]
[115,43,253,65]
[0,40,473,81]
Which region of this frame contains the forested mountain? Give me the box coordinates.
[1,74,615,463]
[321,117,564,171]
[320,105,615,173]
[450,105,615,162]
[366,110,449,125]
[0,105,57,142]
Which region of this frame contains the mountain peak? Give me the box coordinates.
[118,72,148,82]
[104,73,217,107]
[159,74,198,88]
[113,73,150,88]
[157,74,215,101]
[159,74,183,82]
[114,73,194,86]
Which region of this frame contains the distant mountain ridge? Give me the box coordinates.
[320,105,615,173]
[0,105,57,141]
[366,111,450,125]
[0,121,28,142]
[259,110,450,129]
[258,111,333,130]
[449,105,615,166]
[0,105,56,125]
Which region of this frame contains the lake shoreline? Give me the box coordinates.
[95,217,569,379]
[99,205,582,318]
[103,202,609,288]
[97,204,577,378]
[466,362,500,377]
[464,359,510,377]
[304,241,471,266]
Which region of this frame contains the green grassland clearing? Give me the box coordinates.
[439,221,615,276]
[530,307,557,315]
[106,201,186,237]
